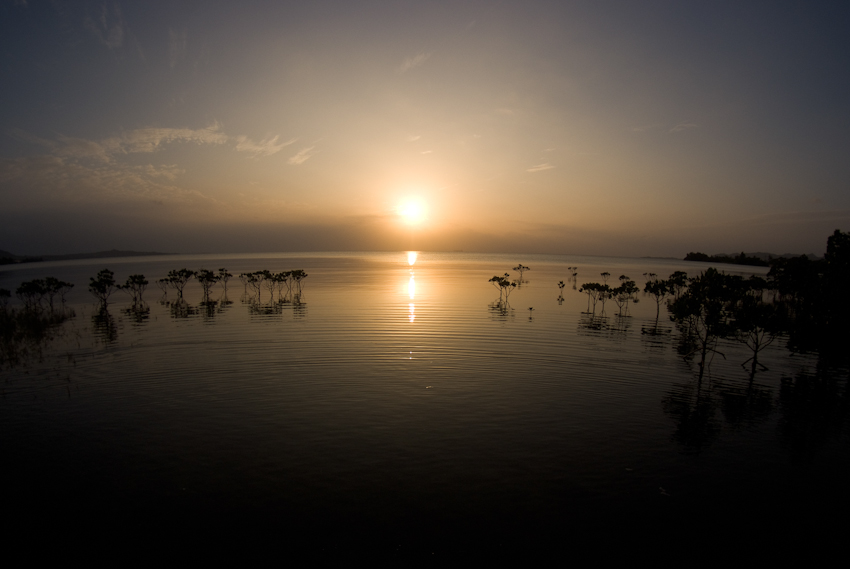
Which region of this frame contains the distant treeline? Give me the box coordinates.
[684,251,769,267]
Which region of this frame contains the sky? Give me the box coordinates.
[1,0,849,257]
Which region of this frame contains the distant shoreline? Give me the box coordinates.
[0,249,175,265]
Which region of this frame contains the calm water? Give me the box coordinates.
[1,252,848,557]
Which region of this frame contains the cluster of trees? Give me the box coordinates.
[577,274,640,316]
[765,229,850,356]
[2,277,75,312]
[579,230,850,376]
[489,264,532,306]
[3,265,310,312]
[1,278,75,368]
[684,251,769,267]
[238,269,308,304]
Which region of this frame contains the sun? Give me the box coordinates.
[397,199,427,225]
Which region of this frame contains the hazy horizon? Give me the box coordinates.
[2,1,848,257]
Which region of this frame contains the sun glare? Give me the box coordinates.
[398,199,427,225]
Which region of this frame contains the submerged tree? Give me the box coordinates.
[579,282,607,313]
[16,280,46,310]
[89,269,117,307]
[489,273,516,305]
[612,279,639,316]
[644,278,671,319]
[513,264,530,283]
[668,271,689,299]
[218,268,233,295]
[668,268,734,378]
[195,269,220,302]
[165,268,195,298]
[120,274,149,303]
[291,269,308,297]
[729,276,780,375]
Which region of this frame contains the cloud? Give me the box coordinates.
[288,146,317,165]
[84,3,125,49]
[669,122,699,133]
[421,150,433,154]
[406,135,421,142]
[0,155,209,208]
[10,123,293,162]
[527,163,555,173]
[398,52,431,73]
[168,29,188,69]
[54,135,113,162]
[235,135,295,158]
[113,123,230,153]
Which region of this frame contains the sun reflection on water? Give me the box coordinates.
[408,251,418,265]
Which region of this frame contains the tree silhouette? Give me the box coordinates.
[730,276,779,375]
[195,269,220,302]
[644,278,671,319]
[489,273,516,305]
[120,274,148,303]
[579,282,606,313]
[612,279,639,316]
[291,269,308,297]
[89,269,117,307]
[513,264,530,283]
[165,268,195,298]
[16,280,47,310]
[668,271,689,299]
[669,268,734,378]
[218,268,233,295]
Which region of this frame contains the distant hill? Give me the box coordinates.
[1,249,174,265]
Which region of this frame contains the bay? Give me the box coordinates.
[1,252,847,558]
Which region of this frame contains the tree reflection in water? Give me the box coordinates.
[91,305,117,345]
[1,303,75,369]
[777,364,850,463]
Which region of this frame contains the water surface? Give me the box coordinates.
[1,252,847,557]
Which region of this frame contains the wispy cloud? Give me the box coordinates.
[10,123,294,162]
[406,134,421,142]
[527,163,555,173]
[669,122,699,133]
[235,135,295,158]
[398,52,431,73]
[84,3,125,49]
[288,146,317,165]
[110,123,230,154]
[0,155,208,208]
[421,150,433,154]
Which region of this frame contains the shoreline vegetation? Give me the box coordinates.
[4,230,848,369]
[683,251,823,267]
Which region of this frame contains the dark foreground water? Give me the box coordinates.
[1,252,848,559]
